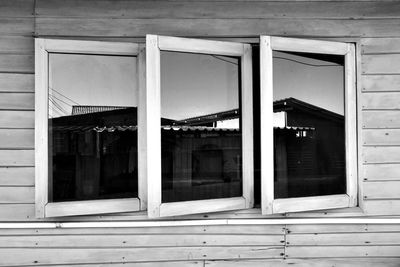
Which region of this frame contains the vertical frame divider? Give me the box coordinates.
[242,44,254,208]
[146,35,162,218]
[138,44,148,210]
[345,43,358,207]
[260,36,274,215]
[35,38,49,218]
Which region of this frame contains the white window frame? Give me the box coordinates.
[145,35,254,218]
[260,36,358,215]
[35,39,146,218]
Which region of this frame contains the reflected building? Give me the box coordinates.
[50,97,344,204]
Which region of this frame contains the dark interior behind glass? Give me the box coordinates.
[160,51,242,203]
[48,53,138,202]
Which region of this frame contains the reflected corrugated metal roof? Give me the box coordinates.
[53,125,315,133]
[90,125,314,133]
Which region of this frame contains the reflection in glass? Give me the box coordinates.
[272,51,346,198]
[48,53,138,202]
[160,51,242,203]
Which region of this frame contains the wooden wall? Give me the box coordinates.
[0,0,400,265]
[0,223,399,266]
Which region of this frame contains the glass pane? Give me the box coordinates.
[160,51,242,203]
[48,53,138,202]
[272,51,346,198]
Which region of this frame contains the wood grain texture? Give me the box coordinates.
[0,246,283,266]
[205,259,400,267]
[363,164,400,181]
[362,110,400,129]
[0,187,34,204]
[0,37,33,54]
[0,234,283,247]
[0,129,33,149]
[363,54,400,75]
[362,92,400,110]
[287,232,400,246]
[0,110,34,128]
[362,75,400,92]
[363,129,400,146]
[0,225,285,235]
[42,262,201,267]
[363,147,400,164]
[35,0,400,19]
[287,224,400,234]
[0,18,34,35]
[285,245,400,258]
[0,74,34,92]
[286,224,368,234]
[0,93,34,110]
[36,18,400,38]
[0,55,34,73]
[362,38,400,54]
[0,0,34,17]
[0,167,34,186]
[364,200,400,215]
[0,204,35,220]
[364,181,400,199]
[0,150,34,166]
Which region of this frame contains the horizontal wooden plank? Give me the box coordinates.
[363,129,400,146]
[363,147,400,164]
[362,110,400,129]
[46,198,141,217]
[0,18,34,36]
[0,167,34,186]
[362,38,400,54]
[0,225,285,235]
[205,258,400,267]
[0,129,33,149]
[286,224,400,233]
[363,164,400,181]
[0,110,34,128]
[0,150,34,166]
[0,73,34,92]
[362,75,400,92]
[287,232,400,246]
[45,262,201,267]
[0,93,34,110]
[0,204,35,220]
[286,245,400,258]
[0,234,283,247]
[0,55,33,73]
[0,37,33,54]
[363,54,400,75]
[366,224,400,232]
[362,92,400,110]
[0,247,283,266]
[0,0,34,18]
[35,1,400,19]
[0,187,34,204]
[273,195,350,214]
[364,200,400,215]
[286,224,368,234]
[36,18,400,38]
[364,181,400,199]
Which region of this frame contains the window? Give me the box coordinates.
[35,35,357,218]
[145,35,254,217]
[260,36,357,214]
[35,39,146,217]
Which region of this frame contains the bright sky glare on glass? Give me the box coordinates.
[48,53,138,118]
[48,49,344,119]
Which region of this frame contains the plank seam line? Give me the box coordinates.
[1,218,400,229]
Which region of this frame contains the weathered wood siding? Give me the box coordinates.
[0,0,399,265]
[0,224,399,266]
